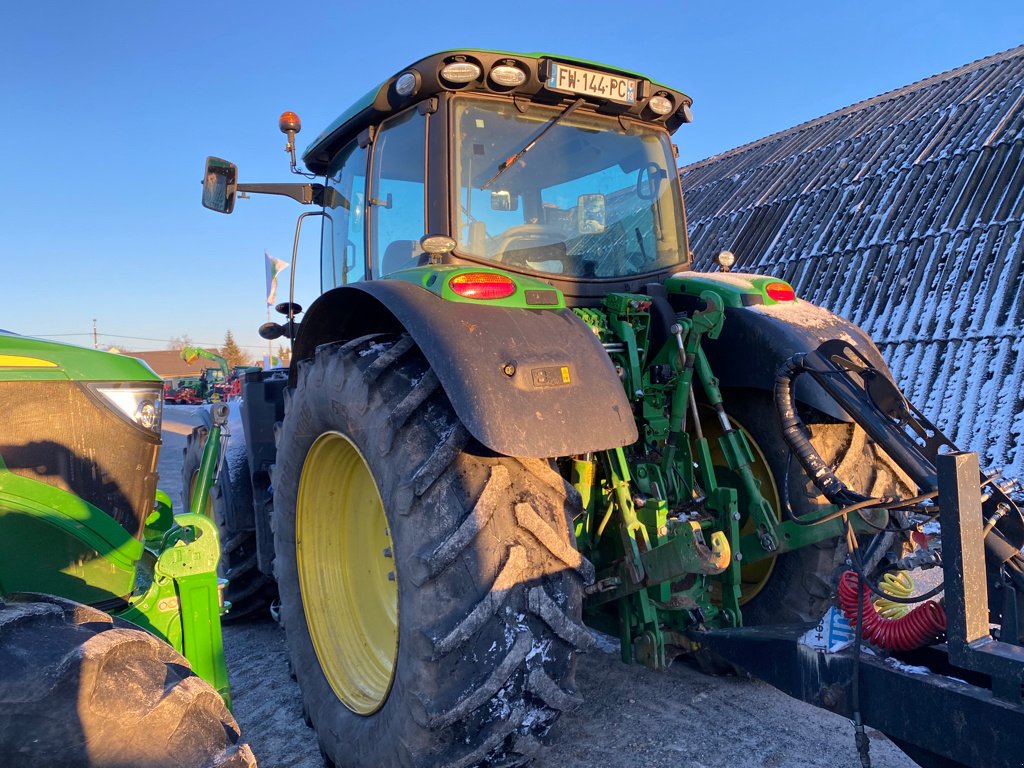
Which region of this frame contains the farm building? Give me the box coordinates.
[681,45,1024,488]
[131,348,222,385]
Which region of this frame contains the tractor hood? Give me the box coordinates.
[0,331,160,383]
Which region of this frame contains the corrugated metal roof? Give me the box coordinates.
[681,46,1024,488]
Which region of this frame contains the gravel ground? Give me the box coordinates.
[160,405,918,768]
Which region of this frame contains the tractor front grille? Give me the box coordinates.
[0,381,159,539]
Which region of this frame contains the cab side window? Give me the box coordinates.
[369,108,426,277]
[322,139,368,289]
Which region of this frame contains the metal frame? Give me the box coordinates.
[691,452,1024,768]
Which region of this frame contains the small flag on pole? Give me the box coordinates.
[265,250,290,306]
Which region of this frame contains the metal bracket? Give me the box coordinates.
[937,451,1024,703]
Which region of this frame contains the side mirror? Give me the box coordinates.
[202,156,238,214]
[636,163,666,201]
[490,190,518,212]
[577,194,606,234]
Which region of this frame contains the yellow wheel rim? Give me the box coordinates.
[697,405,779,605]
[296,431,398,715]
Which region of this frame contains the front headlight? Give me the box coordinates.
[90,384,164,435]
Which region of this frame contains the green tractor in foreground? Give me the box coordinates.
[0,332,255,767]
[199,50,1024,768]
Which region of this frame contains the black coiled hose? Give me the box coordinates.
[774,353,870,508]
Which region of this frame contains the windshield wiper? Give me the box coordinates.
[481,98,585,190]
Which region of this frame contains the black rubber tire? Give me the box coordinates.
[182,426,276,622]
[721,391,912,625]
[0,593,256,768]
[273,334,594,768]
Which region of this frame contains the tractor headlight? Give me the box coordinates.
[440,60,481,84]
[715,250,736,272]
[490,64,527,87]
[395,71,418,96]
[648,93,674,116]
[90,384,164,435]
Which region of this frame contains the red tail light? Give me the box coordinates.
[448,273,517,299]
[765,282,796,302]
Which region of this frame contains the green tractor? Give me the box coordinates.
[198,51,1024,768]
[0,331,255,767]
[180,346,230,402]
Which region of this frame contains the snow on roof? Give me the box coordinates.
[681,45,1024,489]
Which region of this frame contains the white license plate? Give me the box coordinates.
[546,62,638,105]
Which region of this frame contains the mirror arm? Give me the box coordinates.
[236,183,324,205]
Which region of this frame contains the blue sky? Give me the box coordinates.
[2,1,1021,357]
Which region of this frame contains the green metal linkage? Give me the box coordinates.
[659,316,697,505]
[601,448,648,585]
[117,554,185,651]
[693,345,780,554]
[712,486,743,626]
[571,455,598,549]
[738,508,888,563]
[588,518,730,604]
[689,433,742,626]
[628,589,666,669]
[579,285,883,664]
[601,294,651,397]
[162,513,230,706]
[144,489,175,548]
[190,415,225,517]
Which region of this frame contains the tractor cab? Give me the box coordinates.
[204,51,695,306]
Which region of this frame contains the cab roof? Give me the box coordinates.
[302,49,692,176]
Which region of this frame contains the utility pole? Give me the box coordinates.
[92,319,98,349]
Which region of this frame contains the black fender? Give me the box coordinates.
[704,301,893,422]
[292,281,638,458]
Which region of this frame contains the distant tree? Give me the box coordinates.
[276,345,292,367]
[167,334,193,350]
[220,330,246,369]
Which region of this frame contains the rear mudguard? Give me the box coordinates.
[292,281,638,458]
[668,275,893,421]
[712,302,891,421]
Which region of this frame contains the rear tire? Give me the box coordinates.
[182,425,275,621]
[273,334,594,768]
[0,594,256,768]
[716,391,911,625]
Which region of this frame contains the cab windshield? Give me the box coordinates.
[452,95,687,279]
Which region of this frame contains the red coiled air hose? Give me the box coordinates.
[837,570,947,651]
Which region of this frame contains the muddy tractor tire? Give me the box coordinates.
[709,391,912,625]
[273,334,594,768]
[182,425,275,621]
[0,593,255,768]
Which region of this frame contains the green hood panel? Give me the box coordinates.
[0,332,159,383]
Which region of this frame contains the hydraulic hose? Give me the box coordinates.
[774,354,868,507]
[838,570,947,651]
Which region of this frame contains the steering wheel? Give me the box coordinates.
[494,224,565,261]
